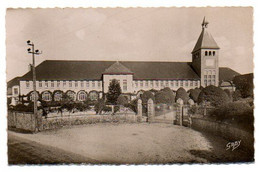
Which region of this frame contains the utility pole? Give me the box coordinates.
[27,40,42,132]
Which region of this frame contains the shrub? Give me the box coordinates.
[141,91,155,104]
[12,103,34,112]
[224,89,232,99]
[189,88,201,103]
[233,89,242,101]
[126,99,138,113]
[175,87,189,104]
[210,102,254,132]
[94,99,105,114]
[117,95,128,106]
[155,90,175,104]
[198,85,231,107]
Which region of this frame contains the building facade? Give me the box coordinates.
[7,18,239,103]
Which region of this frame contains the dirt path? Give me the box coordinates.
[8,123,253,164]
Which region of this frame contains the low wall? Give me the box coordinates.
[41,113,137,130]
[8,111,36,132]
[191,117,254,153]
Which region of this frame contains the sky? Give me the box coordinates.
[6,7,253,81]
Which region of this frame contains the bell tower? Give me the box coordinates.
[191,17,220,87]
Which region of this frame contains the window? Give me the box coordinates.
[135,81,138,87]
[54,91,63,101]
[176,81,179,87]
[213,51,215,56]
[45,81,48,88]
[86,81,89,88]
[57,81,60,87]
[39,81,42,88]
[212,75,216,79]
[123,79,127,91]
[98,81,101,88]
[180,81,183,87]
[42,91,52,101]
[140,81,143,87]
[204,75,207,79]
[160,81,164,87]
[67,91,75,100]
[81,81,84,87]
[165,81,169,87]
[75,81,78,87]
[51,81,54,88]
[145,81,148,87]
[170,81,174,87]
[151,81,154,87]
[204,80,207,86]
[195,81,198,87]
[77,91,87,101]
[209,51,212,56]
[92,81,95,88]
[190,81,193,87]
[69,81,72,87]
[185,81,188,87]
[26,81,30,88]
[30,92,39,101]
[89,91,98,101]
[209,75,212,79]
[63,81,66,87]
[156,81,159,87]
[205,51,208,56]
[14,88,18,95]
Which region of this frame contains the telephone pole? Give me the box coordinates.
[27,40,42,132]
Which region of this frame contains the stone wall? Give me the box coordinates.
[191,117,254,153]
[8,111,36,132]
[41,114,137,130]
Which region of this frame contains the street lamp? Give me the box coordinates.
[27,40,42,132]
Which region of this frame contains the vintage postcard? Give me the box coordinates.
[5,7,254,165]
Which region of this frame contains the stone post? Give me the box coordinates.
[177,98,184,126]
[137,99,142,122]
[147,98,155,123]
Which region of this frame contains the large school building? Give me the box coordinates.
[7,18,240,103]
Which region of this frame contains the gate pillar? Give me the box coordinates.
[147,98,155,123]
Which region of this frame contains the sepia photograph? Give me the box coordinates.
[5,7,254,165]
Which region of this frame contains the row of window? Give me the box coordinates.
[204,80,216,86]
[30,90,99,102]
[205,51,216,56]
[204,70,216,75]
[26,81,102,89]
[134,80,199,88]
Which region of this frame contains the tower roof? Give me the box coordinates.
[103,61,133,74]
[192,17,220,53]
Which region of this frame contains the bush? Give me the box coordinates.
[12,103,34,112]
[175,87,189,104]
[141,91,155,104]
[198,85,231,107]
[233,89,242,101]
[189,88,201,103]
[155,89,175,104]
[210,102,254,132]
[126,99,138,113]
[117,95,128,106]
[224,89,232,99]
[94,99,105,114]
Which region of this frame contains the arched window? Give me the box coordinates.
[205,51,208,56]
[54,91,63,101]
[209,51,212,56]
[213,51,215,56]
[42,91,52,101]
[66,90,76,100]
[89,91,98,101]
[77,91,87,101]
[30,92,39,101]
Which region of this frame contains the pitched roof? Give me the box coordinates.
[192,28,220,53]
[20,60,200,80]
[219,67,240,81]
[103,61,133,74]
[7,76,20,88]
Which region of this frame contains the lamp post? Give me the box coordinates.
[27,40,42,132]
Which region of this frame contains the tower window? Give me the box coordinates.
[213,51,215,56]
[205,51,208,56]
[209,51,212,56]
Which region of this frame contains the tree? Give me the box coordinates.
[94,99,105,114]
[175,87,189,104]
[117,95,128,106]
[106,79,122,105]
[233,89,242,101]
[189,88,201,103]
[198,85,231,107]
[233,73,253,98]
[155,88,175,104]
[141,91,155,104]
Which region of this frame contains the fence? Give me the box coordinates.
[8,111,37,132]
